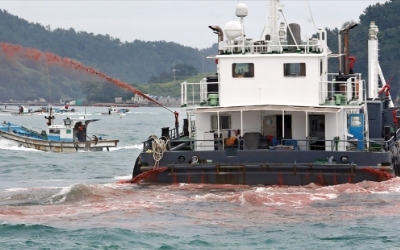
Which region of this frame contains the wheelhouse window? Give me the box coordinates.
[49,129,60,134]
[232,63,254,78]
[283,63,306,76]
[211,115,231,130]
[64,118,71,126]
[351,116,362,127]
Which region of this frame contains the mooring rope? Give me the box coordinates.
[150,135,169,169]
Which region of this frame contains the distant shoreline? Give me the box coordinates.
[0,101,182,108]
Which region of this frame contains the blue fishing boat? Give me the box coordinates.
[130,0,399,185]
[0,107,118,152]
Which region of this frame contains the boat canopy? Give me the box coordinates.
[62,117,100,126]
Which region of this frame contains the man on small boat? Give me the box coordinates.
[74,122,86,142]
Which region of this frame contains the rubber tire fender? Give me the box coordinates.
[132,156,142,178]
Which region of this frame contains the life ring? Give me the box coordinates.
[340,155,350,164]
[132,157,142,178]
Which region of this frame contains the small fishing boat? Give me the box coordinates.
[100,106,129,115]
[7,105,33,116]
[0,108,118,152]
[129,1,400,186]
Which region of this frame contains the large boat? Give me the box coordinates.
[130,1,400,185]
[0,108,119,152]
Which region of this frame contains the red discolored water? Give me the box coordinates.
[1,178,400,230]
[117,167,168,184]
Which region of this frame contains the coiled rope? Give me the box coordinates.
[149,135,169,169]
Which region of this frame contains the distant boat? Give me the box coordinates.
[0,108,118,152]
[100,106,129,115]
[39,105,78,115]
[0,105,35,116]
[0,106,18,114]
[53,107,77,114]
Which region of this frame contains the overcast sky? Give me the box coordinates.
[0,0,387,49]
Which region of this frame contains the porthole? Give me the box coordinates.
[178,155,185,163]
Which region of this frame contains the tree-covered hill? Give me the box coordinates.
[324,0,400,100]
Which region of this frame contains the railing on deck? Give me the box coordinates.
[143,136,391,153]
[319,74,364,106]
[220,40,322,55]
[181,80,219,107]
[181,76,365,108]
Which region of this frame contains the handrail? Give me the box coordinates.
[219,41,322,55]
[181,81,220,107]
[142,136,392,153]
[319,75,363,105]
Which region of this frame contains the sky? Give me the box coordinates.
[0,0,388,49]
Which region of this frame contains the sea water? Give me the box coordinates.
[1,106,400,249]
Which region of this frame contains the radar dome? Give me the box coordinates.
[224,20,242,39]
[236,3,248,17]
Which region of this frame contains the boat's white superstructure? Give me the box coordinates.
[182,2,371,153]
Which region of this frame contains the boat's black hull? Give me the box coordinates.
[132,149,397,185]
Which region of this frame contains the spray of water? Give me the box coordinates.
[0,43,174,113]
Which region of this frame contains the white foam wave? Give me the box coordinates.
[48,185,73,204]
[109,144,142,151]
[309,193,338,201]
[114,175,131,180]
[3,187,31,192]
[123,144,142,149]
[0,138,40,152]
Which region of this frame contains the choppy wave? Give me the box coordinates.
[0,223,162,249]
[1,179,400,248]
[2,178,400,206]
[2,179,400,216]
